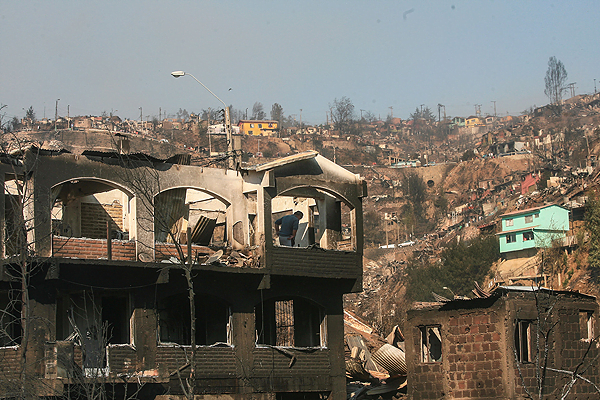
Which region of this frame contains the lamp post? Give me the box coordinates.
[171,70,234,168]
[443,286,456,299]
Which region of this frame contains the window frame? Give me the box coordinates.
[523,231,534,241]
[419,325,442,363]
[580,310,595,342]
[515,319,534,363]
[505,218,514,227]
[525,215,533,223]
[506,233,517,243]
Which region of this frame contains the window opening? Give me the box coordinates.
[580,311,594,341]
[420,325,442,362]
[523,231,534,241]
[158,293,230,345]
[256,297,324,348]
[0,290,21,346]
[506,218,514,227]
[525,215,533,223]
[506,234,516,243]
[515,320,534,362]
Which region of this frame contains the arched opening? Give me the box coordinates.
[271,186,357,251]
[153,187,229,250]
[158,293,231,346]
[255,296,325,348]
[51,179,134,240]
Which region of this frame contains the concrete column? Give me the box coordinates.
[25,169,52,258]
[326,303,346,400]
[62,199,81,237]
[231,309,255,393]
[131,308,157,370]
[318,195,341,250]
[258,187,274,267]
[135,196,155,262]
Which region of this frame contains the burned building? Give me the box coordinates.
[406,287,599,400]
[0,148,365,399]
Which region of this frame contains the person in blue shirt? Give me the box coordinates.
[274,211,304,246]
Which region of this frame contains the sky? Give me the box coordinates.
[1,0,599,126]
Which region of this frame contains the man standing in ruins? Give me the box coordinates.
[274,211,303,246]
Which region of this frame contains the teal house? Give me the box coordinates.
[497,204,570,259]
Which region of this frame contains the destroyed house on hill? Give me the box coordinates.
[406,287,599,400]
[0,148,365,399]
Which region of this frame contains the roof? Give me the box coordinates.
[250,151,318,171]
[496,225,538,235]
[238,119,278,124]
[500,204,567,218]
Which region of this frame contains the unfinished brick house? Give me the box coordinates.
[0,147,365,399]
[406,287,599,400]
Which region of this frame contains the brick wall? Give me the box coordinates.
[446,313,504,399]
[80,202,124,239]
[107,346,138,375]
[269,247,362,278]
[156,345,237,378]
[0,346,20,383]
[53,237,136,261]
[512,307,599,398]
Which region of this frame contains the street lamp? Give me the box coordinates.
[171,70,234,167]
[442,286,456,299]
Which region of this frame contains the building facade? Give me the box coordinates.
[238,120,279,136]
[406,287,599,400]
[0,147,365,399]
[497,204,570,259]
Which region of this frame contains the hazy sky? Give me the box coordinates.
[2,0,599,125]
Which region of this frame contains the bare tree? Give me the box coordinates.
[544,56,568,107]
[329,96,355,135]
[252,102,265,120]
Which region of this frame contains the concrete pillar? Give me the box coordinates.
[131,308,157,370]
[135,195,155,262]
[26,169,52,258]
[231,309,255,393]
[318,195,341,250]
[326,303,346,400]
[62,199,81,237]
[258,186,274,267]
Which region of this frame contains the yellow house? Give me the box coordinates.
[238,120,279,136]
[465,116,484,128]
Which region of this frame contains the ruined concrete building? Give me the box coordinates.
[0,147,365,399]
[406,287,599,399]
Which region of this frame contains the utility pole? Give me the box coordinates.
[567,82,576,98]
[67,105,70,130]
[55,98,60,131]
[299,109,302,134]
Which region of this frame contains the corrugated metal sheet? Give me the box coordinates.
[371,343,407,376]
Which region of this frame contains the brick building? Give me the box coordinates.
[0,147,365,399]
[406,287,599,399]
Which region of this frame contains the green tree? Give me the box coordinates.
[406,235,499,301]
[25,106,35,123]
[402,172,426,219]
[586,195,600,281]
